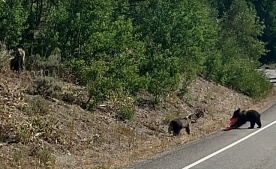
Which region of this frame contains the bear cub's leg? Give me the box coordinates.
[256,118,262,128]
[248,120,256,129]
[247,110,262,129]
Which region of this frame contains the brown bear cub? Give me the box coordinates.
[168,115,191,136]
[230,108,262,129]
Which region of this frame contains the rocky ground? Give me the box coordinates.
[0,68,275,169]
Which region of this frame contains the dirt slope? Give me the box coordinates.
[0,70,275,169]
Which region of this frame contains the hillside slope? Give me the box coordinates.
[0,70,275,169]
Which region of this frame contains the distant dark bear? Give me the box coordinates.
[10,45,25,73]
[230,108,262,129]
[168,115,191,136]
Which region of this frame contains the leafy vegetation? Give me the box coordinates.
[0,0,273,107]
[25,95,50,115]
[117,106,135,121]
[205,0,273,98]
[34,76,62,99]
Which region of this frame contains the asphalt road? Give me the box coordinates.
[123,69,276,169]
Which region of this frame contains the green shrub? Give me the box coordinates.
[227,69,273,98]
[16,115,62,145]
[25,96,50,115]
[34,76,62,99]
[117,106,135,121]
[25,53,63,78]
[84,61,111,109]
[0,43,11,70]
[64,58,87,84]
[205,56,273,98]
[26,53,61,68]
[29,143,56,168]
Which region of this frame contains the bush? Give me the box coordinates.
[29,142,56,168]
[84,61,111,109]
[27,54,61,69]
[34,76,62,99]
[25,96,50,115]
[227,69,273,98]
[64,58,86,84]
[205,56,273,98]
[25,53,64,78]
[0,43,12,70]
[117,106,135,121]
[16,115,62,145]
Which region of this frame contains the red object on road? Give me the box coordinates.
[223,118,238,131]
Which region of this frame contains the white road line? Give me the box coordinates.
[182,120,276,169]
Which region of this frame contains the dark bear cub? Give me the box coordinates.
[168,115,191,136]
[230,108,262,129]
